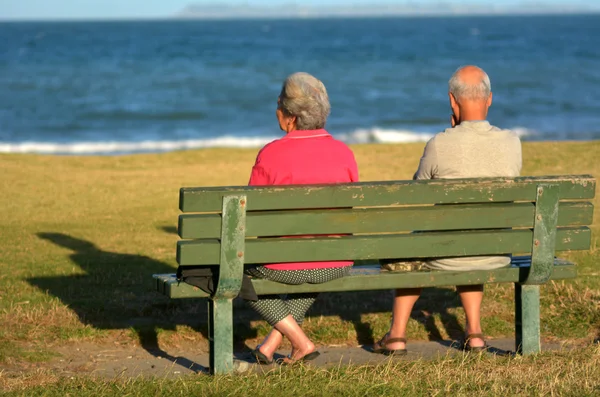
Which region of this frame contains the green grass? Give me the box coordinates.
[2,346,600,396]
[0,141,599,392]
[0,342,59,365]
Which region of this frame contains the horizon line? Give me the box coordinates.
[1,11,599,23]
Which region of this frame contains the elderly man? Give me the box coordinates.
[374,65,522,354]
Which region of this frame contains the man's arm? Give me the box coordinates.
[413,138,439,180]
[514,136,523,176]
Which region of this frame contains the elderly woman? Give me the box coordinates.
[247,72,359,365]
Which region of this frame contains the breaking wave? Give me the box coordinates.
[0,127,534,155]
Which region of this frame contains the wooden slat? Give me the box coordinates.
[176,227,591,265]
[180,175,595,212]
[153,258,577,298]
[178,202,594,238]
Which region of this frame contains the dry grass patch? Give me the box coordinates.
[0,369,61,395]
[2,346,600,396]
[0,141,599,363]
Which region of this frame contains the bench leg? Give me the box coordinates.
[208,298,234,374]
[515,283,541,355]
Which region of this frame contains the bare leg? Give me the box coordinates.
[457,284,485,348]
[273,315,316,363]
[382,288,422,350]
[256,329,283,361]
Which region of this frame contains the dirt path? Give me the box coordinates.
[1,338,572,380]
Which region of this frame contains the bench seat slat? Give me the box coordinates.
[177,227,591,265]
[178,202,594,238]
[180,175,595,212]
[154,257,577,299]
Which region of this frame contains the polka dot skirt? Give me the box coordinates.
[245,266,350,326]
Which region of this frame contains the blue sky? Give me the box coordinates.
[1,0,597,20]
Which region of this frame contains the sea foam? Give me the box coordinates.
[0,127,533,155]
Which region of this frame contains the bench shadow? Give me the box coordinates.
[485,346,513,356]
[30,231,497,364]
[160,225,178,235]
[432,339,513,356]
[309,287,465,348]
[28,232,259,373]
[134,327,209,374]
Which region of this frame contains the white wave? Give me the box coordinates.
[338,127,434,144]
[0,126,534,155]
[339,126,538,144]
[0,136,279,155]
[509,126,536,138]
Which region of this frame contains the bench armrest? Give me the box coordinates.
[525,184,560,284]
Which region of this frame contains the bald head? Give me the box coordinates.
[448,65,491,102]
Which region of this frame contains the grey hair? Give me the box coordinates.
[448,66,492,101]
[279,72,330,130]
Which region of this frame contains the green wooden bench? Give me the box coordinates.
[154,175,595,374]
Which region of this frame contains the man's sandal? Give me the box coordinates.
[461,333,488,353]
[373,335,408,356]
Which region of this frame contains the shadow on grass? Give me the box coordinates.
[160,226,178,235]
[308,288,465,347]
[29,232,471,364]
[28,232,247,374]
[133,327,209,374]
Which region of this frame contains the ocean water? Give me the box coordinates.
[1,15,599,155]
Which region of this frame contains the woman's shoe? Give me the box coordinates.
[278,350,321,365]
[373,334,408,356]
[251,347,273,365]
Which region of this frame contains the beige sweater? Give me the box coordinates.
[414,120,522,271]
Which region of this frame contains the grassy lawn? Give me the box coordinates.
[0,141,598,394]
[3,347,600,396]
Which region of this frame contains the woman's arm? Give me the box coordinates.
[248,163,271,186]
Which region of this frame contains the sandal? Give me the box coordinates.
[373,334,408,356]
[278,350,321,365]
[460,333,488,353]
[251,347,273,365]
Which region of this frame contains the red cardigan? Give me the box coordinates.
[249,129,359,270]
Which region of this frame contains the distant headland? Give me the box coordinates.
[176,2,599,19]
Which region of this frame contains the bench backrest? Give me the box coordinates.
[177,175,595,298]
